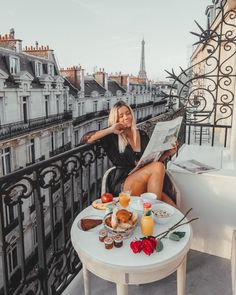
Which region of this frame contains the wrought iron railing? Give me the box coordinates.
[165,0,234,147]
[130,101,155,109]
[0,141,109,295]
[0,112,73,141]
[0,110,185,295]
[73,110,109,126]
[49,142,72,157]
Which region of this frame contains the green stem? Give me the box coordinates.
[154,208,198,240]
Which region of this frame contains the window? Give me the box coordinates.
[7,241,18,274]
[28,139,35,163]
[22,97,28,123]
[56,95,60,114]
[35,61,42,77]
[0,97,3,125]
[74,130,79,146]
[62,129,65,146]
[1,147,11,175]
[93,101,98,112]
[45,95,49,118]
[48,64,54,76]
[97,121,102,130]
[82,102,85,115]
[106,100,110,110]
[10,56,20,75]
[78,103,81,116]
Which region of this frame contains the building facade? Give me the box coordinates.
[0,31,73,177]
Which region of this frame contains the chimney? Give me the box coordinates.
[23,44,53,60]
[94,69,107,88]
[0,28,22,52]
[104,72,108,90]
[80,68,85,93]
[60,66,81,89]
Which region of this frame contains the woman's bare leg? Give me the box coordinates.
[124,162,165,200]
[123,162,177,208]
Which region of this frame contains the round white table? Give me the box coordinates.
[71,199,192,295]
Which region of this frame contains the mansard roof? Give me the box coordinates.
[108,80,126,95]
[64,77,79,96]
[84,77,106,97]
[0,47,59,87]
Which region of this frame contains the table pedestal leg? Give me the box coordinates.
[177,255,187,295]
[116,283,128,295]
[83,266,91,295]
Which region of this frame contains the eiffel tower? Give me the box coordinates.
[138,38,147,80]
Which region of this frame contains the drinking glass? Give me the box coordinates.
[118,190,131,208]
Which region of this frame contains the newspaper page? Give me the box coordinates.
[172,159,218,174]
[129,116,183,174]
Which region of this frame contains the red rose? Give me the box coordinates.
[130,240,142,254]
[141,239,155,256]
[149,237,157,248]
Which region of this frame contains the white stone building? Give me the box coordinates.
[0,31,73,177]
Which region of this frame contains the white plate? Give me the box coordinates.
[92,198,118,210]
[77,215,103,232]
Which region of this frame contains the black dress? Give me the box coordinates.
[100,129,149,197]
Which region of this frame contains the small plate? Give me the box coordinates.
[92,198,118,210]
[77,215,103,232]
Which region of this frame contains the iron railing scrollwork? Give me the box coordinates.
[166,0,235,146]
[0,141,108,295]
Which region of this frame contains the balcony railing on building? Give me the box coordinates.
[0,111,72,141]
[73,110,109,126]
[49,142,72,157]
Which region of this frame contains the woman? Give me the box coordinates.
[84,101,177,207]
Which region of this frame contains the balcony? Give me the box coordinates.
[0,111,73,141]
[49,142,72,157]
[73,110,109,126]
[130,101,156,109]
[0,109,234,295]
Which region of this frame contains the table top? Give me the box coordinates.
[71,198,192,270]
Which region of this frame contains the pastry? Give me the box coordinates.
[80,218,102,231]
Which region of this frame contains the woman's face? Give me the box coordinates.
[117,106,133,127]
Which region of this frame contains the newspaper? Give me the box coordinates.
[172,159,218,174]
[129,116,183,174]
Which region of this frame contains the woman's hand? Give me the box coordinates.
[159,141,179,162]
[110,123,126,135]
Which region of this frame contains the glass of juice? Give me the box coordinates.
[141,215,154,236]
[118,191,131,208]
[141,202,154,236]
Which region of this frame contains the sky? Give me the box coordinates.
[1,0,210,80]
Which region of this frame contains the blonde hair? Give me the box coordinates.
[108,101,137,153]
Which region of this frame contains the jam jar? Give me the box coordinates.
[99,229,108,242]
[113,235,123,248]
[104,237,114,249]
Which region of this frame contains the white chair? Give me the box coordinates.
[101,167,181,208]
